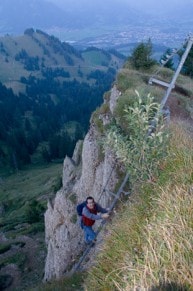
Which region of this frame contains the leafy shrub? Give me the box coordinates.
[0,253,27,270]
[0,243,11,254]
[22,222,44,234]
[25,200,45,223]
[114,89,137,130]
[106,91,169,182]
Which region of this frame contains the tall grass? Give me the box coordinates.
[84,120,193,290]
[0,163,63,233]
[116,70,143,92]
[31,272,85,291]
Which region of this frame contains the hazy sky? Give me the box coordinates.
[0,0,192,43]
[47,0,193,14]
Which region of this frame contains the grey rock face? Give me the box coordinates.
[44,86,121,281]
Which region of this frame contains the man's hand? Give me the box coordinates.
[101,213,109,219]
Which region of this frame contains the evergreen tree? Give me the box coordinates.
[41,146,51,163]
[129,39,156,70]
[180,46,193,77]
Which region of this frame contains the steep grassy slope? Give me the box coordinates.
[32,65,193,290]
[83,65,193,290]
[85,120,193,290]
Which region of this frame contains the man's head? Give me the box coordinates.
[86,196,95,209]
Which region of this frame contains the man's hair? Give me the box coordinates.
[86,196,94,204]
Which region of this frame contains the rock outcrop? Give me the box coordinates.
[44,86,121,281]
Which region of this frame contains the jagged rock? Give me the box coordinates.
[44,85,121,281]
[44,190,81,280]
[72,140,83,165]
[109,86,121,114]
[62,156,76,189]
[62,141,83,191]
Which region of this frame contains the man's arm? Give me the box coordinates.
[82,207,102,220]
[96,203,108,214]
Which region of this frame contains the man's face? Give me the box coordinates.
[87,199,94,209]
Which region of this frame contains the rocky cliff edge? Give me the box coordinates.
[44,85,122,281]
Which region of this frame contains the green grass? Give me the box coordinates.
[0,163,63,232]
[0,163,60,289]
[31,272,85,291]
[82,50,109,67]
[0,252,27,270]
[0,243,11,254]
[54,25,122,41]
[15,222,45,236]
[84,120,193,290]
[116,69,144,92]
[82,67,193,290]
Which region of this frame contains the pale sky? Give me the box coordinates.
[47,0,193,13]
[1,0,193,40]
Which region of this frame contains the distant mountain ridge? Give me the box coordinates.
[0,28,125,92]
[0,0,69,34]
[0,28,125,170]
[0,0,154,35]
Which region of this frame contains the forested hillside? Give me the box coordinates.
[0,29,125,172]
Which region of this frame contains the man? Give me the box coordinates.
[82,196,109,245]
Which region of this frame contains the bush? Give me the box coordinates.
[114,89,137,130]
[106,91,169,182]
[0,243,11,254]
[25,200,45,223]
[22,222,44,234]
[0,253,27,270]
